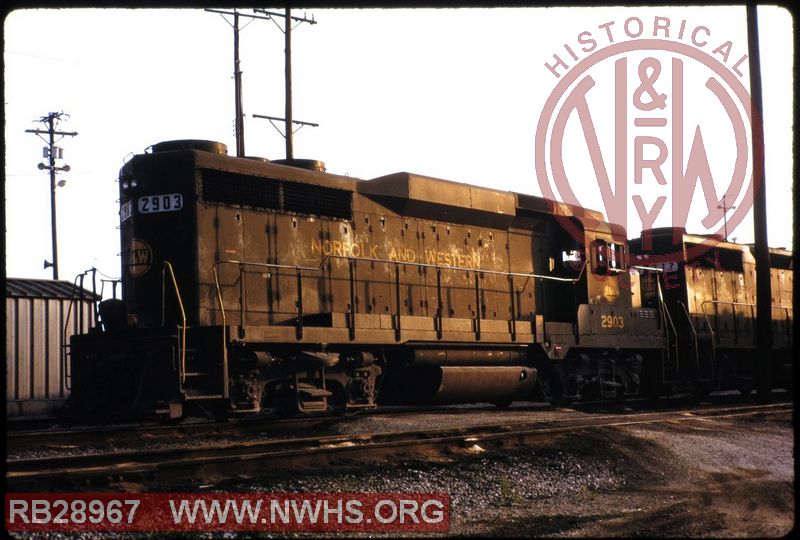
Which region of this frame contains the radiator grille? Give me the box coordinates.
[201,169,352,219]
[284,182,352,219]
[202,170,281,210]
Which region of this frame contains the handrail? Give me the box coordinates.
[631,264,670,272]
[700,299,793,316]
[212,265,228,328]
[61,275,83,392]
[212,255,587,340]
[677,301,698,348]
[661,300,679,344]
[656,276,678,383]
[701,299,750,346]
[697,307,717,370]
[60,268,120,394]
[214,255,586,284]
[508,273,517,341]
[162,261,187,385]
[677,300,705,381]
[700,299,794,323]
[62,268,102,391]
[701,299,755,314]
[211,265,230,397]
[700,310,717,345]
[700,299,792,348]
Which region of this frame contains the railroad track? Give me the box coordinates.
[6,415,343,454]
[7,405,543,453]
[8,390,782,452]
[6,401,791,491]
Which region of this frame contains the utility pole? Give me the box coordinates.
[284,7,294,160]
[206,8,275,157]
[252,8,317,159]
[746,5,772,402]
[25,112,77,280]
[233,10,245,157]
[717,194,737,242]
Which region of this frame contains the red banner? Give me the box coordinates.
[5,492,450,532]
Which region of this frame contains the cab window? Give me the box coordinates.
[591,239,627,274]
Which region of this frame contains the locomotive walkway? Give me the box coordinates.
[6,401,791,490]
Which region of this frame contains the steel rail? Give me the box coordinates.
[7,402,564,453]
[6,392,788,452]
[6,416,342,454]
[6,402,791,490]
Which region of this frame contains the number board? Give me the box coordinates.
[138,194,183,214]
[600,314,625,329]
[120,200,133,223]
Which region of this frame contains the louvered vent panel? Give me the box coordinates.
[283,181,352,219]
[202,170,280,210]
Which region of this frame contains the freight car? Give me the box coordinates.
[65,140,791,419]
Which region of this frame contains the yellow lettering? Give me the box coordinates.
[311,238,322,254]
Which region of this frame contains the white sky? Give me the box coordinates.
[4,6,794,284]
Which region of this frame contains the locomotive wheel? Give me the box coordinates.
[329,383,346,413]
[536,373,552,401]
[538,371,565,406]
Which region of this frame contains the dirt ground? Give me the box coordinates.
[455,413,794,537]
[201,406,792,538]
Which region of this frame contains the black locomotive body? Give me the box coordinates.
[67,141,791,418]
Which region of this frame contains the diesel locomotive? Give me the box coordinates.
[66,140,793,419]
[632,228,793,395]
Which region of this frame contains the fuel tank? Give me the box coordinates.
[409,348,527,366]
[379,365,537,405]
